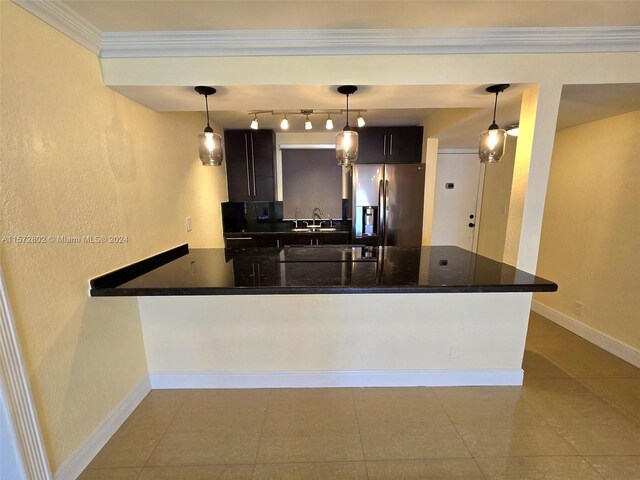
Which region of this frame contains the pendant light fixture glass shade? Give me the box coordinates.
[304,114,313,130]
[357,112,366,128]
[479,84,509,164]
[336,85,359,166]
[280,115,289,130]
[250,114,259,130]
[326,114,334,130]
[195,86,223,166]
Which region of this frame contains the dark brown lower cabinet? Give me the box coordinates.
[225,232,350,248]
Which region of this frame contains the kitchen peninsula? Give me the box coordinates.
[89,244,555,389]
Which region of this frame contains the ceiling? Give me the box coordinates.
[64,1,640,31]
[26,1,640,147]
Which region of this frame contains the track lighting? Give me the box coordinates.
[357,112,365,128]
[194,86,223,166]
[280,115,289,130]
[326,114,334,130]
[250,114,259,130]
[336,85,359,166]
[304,114,313,130]
[479,84,509,164]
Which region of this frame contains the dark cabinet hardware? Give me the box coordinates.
[468,223,476,228]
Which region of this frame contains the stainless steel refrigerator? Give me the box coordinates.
[352,163,425,246]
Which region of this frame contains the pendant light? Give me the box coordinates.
[336,85,359,166]
[195,86,223,166]
[479,84,509,164]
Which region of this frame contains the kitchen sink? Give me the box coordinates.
[318,227,337,232]
[291,228,311,232]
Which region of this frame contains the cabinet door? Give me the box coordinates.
[385,127,424,164]
[249,130,276,201]
[224,130,252,202]
[316,232,350,245]
[355,127,387,164]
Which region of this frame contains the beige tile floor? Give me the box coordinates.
[80,312,640,479]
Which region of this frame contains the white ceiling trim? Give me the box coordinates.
[13,0,102,54]
[99,26,640,57]
[12,1,640,59]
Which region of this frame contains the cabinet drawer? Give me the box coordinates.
[225,235,279,248]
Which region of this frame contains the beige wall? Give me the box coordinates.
[476,139,517,261]
[534,110,640,350]
[0,2,227,470]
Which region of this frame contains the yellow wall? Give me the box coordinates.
[0,2,227,470]
[535,110,640,349]
[476,139,516,261]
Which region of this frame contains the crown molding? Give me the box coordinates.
[100,26,640,58]
[12,0,102,54]
[10,1,640,59]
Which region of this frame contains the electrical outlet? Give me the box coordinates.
[186,217,192,232]
[573,301,583,316]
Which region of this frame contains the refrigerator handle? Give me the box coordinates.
[384,179,390,246]
[378,179,385,244]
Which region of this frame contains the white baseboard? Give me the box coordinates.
[54,376,151,480]
[531,300,640,368]
[150,369,523,389]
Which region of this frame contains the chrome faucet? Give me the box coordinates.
[294,208,300,228]
[312,208,323,227]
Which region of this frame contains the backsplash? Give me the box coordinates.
[221,201,283,231]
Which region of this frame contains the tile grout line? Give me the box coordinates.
[350,388,370,480]
[431,388,489,480]
[251,395,271,479]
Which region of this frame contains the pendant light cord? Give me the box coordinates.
[205,94,211,127]
[492,92,499,125]
[345,94,350,127]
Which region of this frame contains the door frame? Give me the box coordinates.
[436,149,486,253]
[0,267,52,479]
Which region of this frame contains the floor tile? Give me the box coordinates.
[252,461,367,479]
[436,387,577,457]
[256,433,364,463]
[88,427,164,468]
[168,403,267,435]
[522,347,572,379]
[582,377,640,419]
[585,456,640,480]
[146,431,261,466]
[182,389,270,411]
[531,335,640,378]
[523,378,640,455]
[355,387,470,460]
[366,459,485,479]
[476,456,604,480]
[78,468,141,480]
[526,312,574,340]
[138,465,254,480]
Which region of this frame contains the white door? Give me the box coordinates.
[431,153,484,251]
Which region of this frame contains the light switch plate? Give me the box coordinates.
[186,217,192,232]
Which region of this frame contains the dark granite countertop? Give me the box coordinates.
[90,244,557,296]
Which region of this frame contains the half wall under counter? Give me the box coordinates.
[89,245,556,389]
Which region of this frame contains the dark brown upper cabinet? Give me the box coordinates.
[224,129,276,201]
[355,126,424,164]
